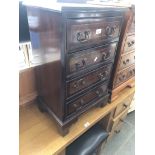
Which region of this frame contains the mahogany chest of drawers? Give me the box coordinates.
[25,2,126,136]
[109,5,135,102]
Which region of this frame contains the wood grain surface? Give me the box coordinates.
[20,87,134,155]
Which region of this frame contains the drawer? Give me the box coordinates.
[67,42,117,75]
[67,83,108,115]
[66,64,112,97]
[113,65,135,88]
[111,108,128,131]
[109,120,124,139]
[66,17,122,51]
[123,34,135,53]
[118,52,135,70]
[113,94,133,118]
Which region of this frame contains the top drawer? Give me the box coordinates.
[66,17,123,51]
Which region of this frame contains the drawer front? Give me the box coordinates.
[123,35,135,53]
[109,120,124,139]
[114,65,135,88]
[67,83,108,115]
[118,52,135,70]
[111,109,128,131]
[66,64,112,97]
[67,42,117,75]
[67,17,122,51]
[113,94,133,118]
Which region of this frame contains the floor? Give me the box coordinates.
[100,111,135,155]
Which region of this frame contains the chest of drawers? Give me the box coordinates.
[109,5,135,102]
[25,2,126,136]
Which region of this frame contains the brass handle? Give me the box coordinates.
[73,83,78,88]
[128,40,135,47]
[75,78,86,86]
[115,130,120,134]
[102,53,107,60]
[98,71,108,80]
[123,103,128,108]
[75,59,86,70]
[123,59,130,65]
[77,31,90,42]
[119,77,122,81]
[122,74,126,79]
[105,26,115,36]
[82,59,86,66]
[119,74,126,81]
[98,73,104,79]
[102,51,110,61]
[120,119,124,122]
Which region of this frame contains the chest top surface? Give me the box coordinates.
[23,0,127,13]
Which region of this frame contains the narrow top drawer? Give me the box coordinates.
[66,16,123,51]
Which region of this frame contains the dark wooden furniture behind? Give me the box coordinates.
[25,2,126,136]
[109,5,135,102]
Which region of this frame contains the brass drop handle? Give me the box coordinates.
[82,59,86,66]
[123,59,130,65]
[122,74,126,79]
[120,119,124,122]
[102,52,107,60]
[123,103,128,108]
[119,77,122,81]
[77,31,90,42]
[98,73,104,79]
[76,78,86,86]
[115,130,120,134]
[98,72,107,81]
[75,59,86,70]
[119,75,125,81]
[82,59,86,65]
[105,26,115,36]
[73,82,78,88]
[128,40,135,47]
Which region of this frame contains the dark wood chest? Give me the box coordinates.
[25,2,126,136]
